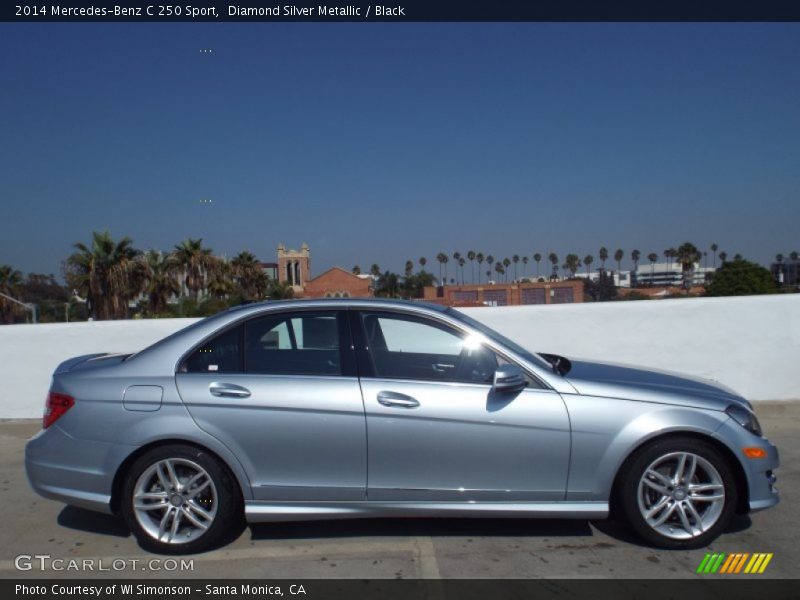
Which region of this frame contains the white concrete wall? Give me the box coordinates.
[0,295,797,418]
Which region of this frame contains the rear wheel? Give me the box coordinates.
[121,445,242,554]
[619,437,737,549]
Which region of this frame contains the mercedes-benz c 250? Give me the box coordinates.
[26,299,778,553]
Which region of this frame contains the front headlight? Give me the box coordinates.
[726,404,762,437]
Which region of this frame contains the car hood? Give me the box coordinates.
[562,358,752,411]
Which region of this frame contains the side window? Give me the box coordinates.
[184,326,242,374]
[245,312,343,376]
[361,313,499,384]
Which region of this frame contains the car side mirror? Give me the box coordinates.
[492,364,527,393]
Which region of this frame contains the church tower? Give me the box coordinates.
[277,243,311,292]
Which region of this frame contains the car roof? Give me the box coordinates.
[222,297,450,314]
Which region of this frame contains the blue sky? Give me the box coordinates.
[1,23,798,279]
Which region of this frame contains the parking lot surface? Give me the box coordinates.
[1,402,797,579]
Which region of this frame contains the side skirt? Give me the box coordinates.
[244,501,608,523]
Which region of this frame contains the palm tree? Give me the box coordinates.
[476,253,485,284]
[775,253,784,265]
[494,262,504,281]
[173,238,215,300]
[733,253,743,261]
[599,247,609,270]
[790,251,799,264]
[418,257,427,270]
[231,251,267,301]
[65,231,141,320]
[206,260,235,300]
[614,249,624,275]
[435,253,448,284]
[664,247,676,283]
[710,243,719,268]
[533,253,542,279]
[486,255,495,278]
[647,252,658,285]
[452,252,461,282]
[458,258,466,284]
[675,242,701,292]
[467,251,476,283]
[502,258,511,283]
[718,251,728,264]
[352,265,361,275]
[140,250,179,315]
[0,264,24,322]
[370,263,381,277]
[267,280,295,300]
[548,252,558,280]
[404,260,414,278]
[583,254,594,275]
[522,255,529,278]
[512,255,520,281]
[631,249,641,286]
[565,254,580,278]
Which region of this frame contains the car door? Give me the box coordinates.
[352,309,570,502]
[175,309,366,501]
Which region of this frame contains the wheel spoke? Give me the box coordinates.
[155,463,171,491]
[181,507,209,530]
[169,505,182,542]
[642,478,670,495]
[186,479,211,499]
[157,507,173,540]
[646,469,672,488]
[684,501,704,532]
[186,499,213,522]
[673,453,687,484]
[688,493,724,502]
[688,483,723,493]
[675,502,693,535]
[651,501,677,527]
[644,496,671,519]
[164,460,181,491]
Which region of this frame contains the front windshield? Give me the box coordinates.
[445,308,554,371]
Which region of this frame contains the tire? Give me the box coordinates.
[619,437,738,549]
[121,444,243,554]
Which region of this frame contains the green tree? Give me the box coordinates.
[647,252,658,284]
[564,254,580,278]
[231,251,268,301]
[65,231,141,320]
[522,255,529,277]
[458,257,466,284]
[718,251,728,264]
[467,250,476,283]
[418,257,427,270]
[705,259,776,297]
[533,253,542,278]
[502,258,511,282]
[675,242,701,292]
[370,263,381,277]
[585,270,618,302]
[583,254,594,275]
[548,252,558,280]
[404,260,414,278]
[512,255,520,281]
[352,265,361,275]
[173,238,215,300]
[614,248,624,274]
[710,243,719,268]
[476,253,485,283]
[140,250,180,315]
[0,264,24,323]
[599,247,609,270]
[266,280,295,300]
[436,253,448,284]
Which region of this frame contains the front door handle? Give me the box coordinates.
[377,391,419,408]
[209,382,251,398]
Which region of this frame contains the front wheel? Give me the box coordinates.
[619,437,738,549]
[121,444,242,554]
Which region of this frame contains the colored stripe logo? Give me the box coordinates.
[696,552,773,574]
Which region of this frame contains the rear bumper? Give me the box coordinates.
[25,425,132,515]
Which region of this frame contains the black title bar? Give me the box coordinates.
[5,0,800,22]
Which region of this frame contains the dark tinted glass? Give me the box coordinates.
[184,326,242,374]
[245,312,342,376]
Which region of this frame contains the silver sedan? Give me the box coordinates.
[26,299,779,553]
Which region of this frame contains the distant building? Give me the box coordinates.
[771,261,799,287]
[573,270,632,288]
[633,262,714,287]
[423,280,584,307]
[303,267,373,298]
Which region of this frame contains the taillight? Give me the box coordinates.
[44,392,74,429]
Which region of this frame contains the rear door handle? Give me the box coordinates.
[209,382,251,398]
[377,391,419,408]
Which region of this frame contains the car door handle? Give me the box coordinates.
[377,391,420,409]
[209,382,251,398]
